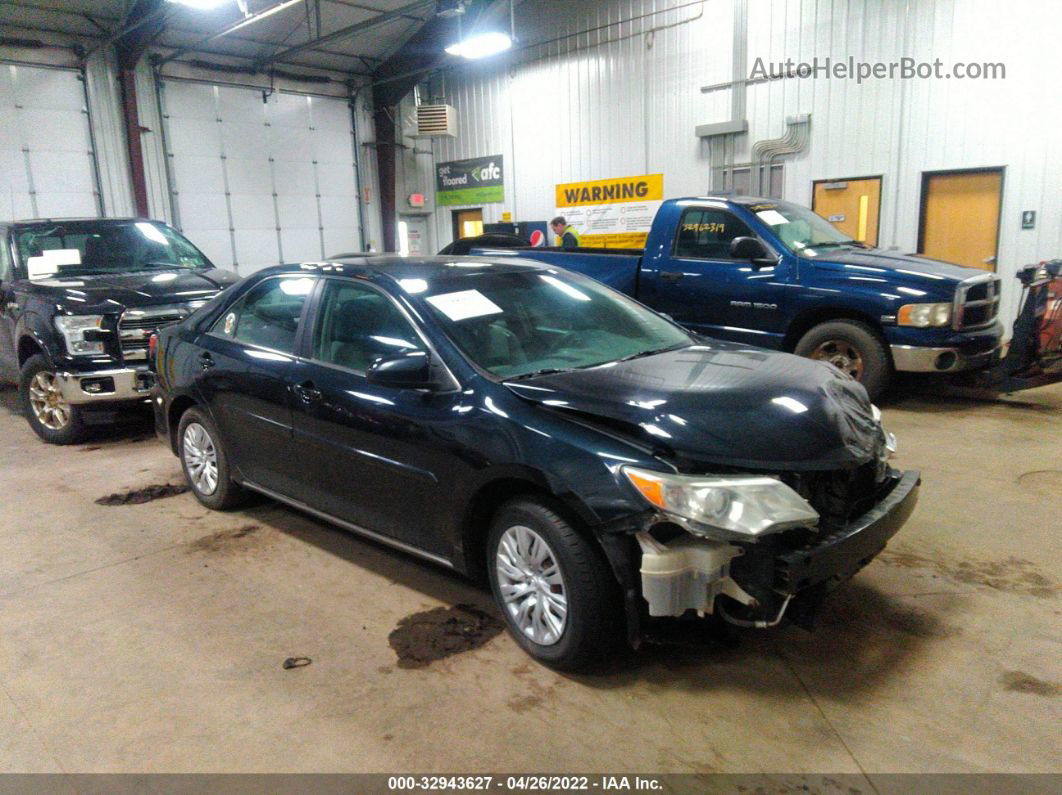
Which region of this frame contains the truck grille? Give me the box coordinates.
[118,307,187,361]
[954,275,1001,330]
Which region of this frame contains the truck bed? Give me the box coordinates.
[470,246,643,294]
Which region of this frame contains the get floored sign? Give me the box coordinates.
[555,173,663,248]
[436,155,504,206]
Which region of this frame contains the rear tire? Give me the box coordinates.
[177,406,247,510]
[795,320,891,400]
[20,354,87,445]
[487,497,622,671]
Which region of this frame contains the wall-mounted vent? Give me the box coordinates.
[415,104,457,138]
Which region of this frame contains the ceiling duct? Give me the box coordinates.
[415,104,457,137]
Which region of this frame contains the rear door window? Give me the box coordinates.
[674,208,754,260]
[211,276,314,354]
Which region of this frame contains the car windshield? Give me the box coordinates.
[413,266,693,379]
[15,220,212,279]
[750,201,859,254]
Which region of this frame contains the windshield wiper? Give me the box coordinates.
[616,342,689,362]
[140,261,199,270]
[810,240,866,250]
[504,367,576,381]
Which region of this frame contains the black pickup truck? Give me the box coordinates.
[0,218,238,443]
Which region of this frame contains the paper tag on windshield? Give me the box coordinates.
[27,248,81,280]
[426,289,503,322]
[756,210,789,226]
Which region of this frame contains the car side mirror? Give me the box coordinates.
[366,350,440,390]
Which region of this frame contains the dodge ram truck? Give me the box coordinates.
[473,196,1060,399]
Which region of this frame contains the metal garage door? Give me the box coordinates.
[0,64,101,220]
[159,80,361,274]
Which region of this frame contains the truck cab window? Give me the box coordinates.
[674,209,754,260]
[212,277,313,354]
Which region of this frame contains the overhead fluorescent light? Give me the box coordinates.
[167,0,231,9]
[445,31,512,60]
[227,0,302,33]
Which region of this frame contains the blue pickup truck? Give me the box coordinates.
[473,196,1022,399]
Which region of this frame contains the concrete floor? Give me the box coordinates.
[0,382,1059,776]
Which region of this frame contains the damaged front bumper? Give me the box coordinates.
[635,469,920,626]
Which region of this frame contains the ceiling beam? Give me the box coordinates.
[255,0,435,67]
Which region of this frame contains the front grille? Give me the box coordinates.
[955,275,1001,330]
[780,459,887,534]
[118,308,186,361]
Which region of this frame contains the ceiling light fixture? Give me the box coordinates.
[445,31,512,60]
[167,0,232,10]
[226,0,302,33]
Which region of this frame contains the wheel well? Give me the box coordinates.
[166,396,198,453]
[459,478,587,584]
[783,308,885,351]
[17,336,43,368]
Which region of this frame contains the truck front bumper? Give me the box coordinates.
[55,368,155,405]
[891,343,1001,372]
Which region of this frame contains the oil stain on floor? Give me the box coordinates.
[880,549,1057,599]
[188,524,262,554]
[95,483,189,505]
[388,604,503,669]
[998,670,1060,697]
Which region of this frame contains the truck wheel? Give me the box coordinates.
[795,320,891,400]
[487,497,622,671]
[177,406,247,510]
[19,354,87,445]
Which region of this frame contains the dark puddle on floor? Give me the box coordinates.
[998,670,1060,697]
[388,604,503,669]
[95,483,189,505]
[187,524,261,554]
[880,549,1057,599]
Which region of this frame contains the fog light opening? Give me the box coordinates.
[934,351,958,371]
[80,377,115,395]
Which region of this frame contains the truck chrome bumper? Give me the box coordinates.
[891,343,1000,372]
[55,368,155,405]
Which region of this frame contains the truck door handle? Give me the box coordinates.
[293,380,322,403]
[198,352,215,370]
[660,271,684,283]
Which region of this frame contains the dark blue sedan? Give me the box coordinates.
[152,257,918,669]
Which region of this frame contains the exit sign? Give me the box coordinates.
[408,193,425,208]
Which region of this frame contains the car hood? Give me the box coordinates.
[810,247,981,282]
[27,268,239,311]
[505,341,883,471]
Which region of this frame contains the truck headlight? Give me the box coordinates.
[622,467,819,540]
[55,315,105,356]
[897,302,951,327]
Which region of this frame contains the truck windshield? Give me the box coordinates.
[414,266,693,379]
[750,201,860,255]
[15,220,212,279]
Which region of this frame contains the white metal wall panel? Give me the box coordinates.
[83,50,134,218]
[0,64,99,221]
[160,79,362,273]
[421,0,1062,327]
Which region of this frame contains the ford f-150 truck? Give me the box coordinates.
[0,218,238,444]
[473,196,1049,399]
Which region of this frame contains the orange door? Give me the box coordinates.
[918,170,1002,271]
[812,177,882,246]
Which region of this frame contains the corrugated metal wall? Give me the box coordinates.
[421,0,1062,325]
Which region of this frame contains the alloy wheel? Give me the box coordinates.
[809,339,865,380]
[182,422,219,495]
[495,525,568,646]
[28,371,71,430]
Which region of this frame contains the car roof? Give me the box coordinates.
[257,255,554,281]
[674,195,785,206]
[10,217,157,226]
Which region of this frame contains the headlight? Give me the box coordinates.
[897,302,951,327]
[54,314,105,356]
[623,466,819,540]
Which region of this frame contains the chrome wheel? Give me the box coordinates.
[809,339,865,380]
[28,371,71,430]
[182,422,219,495]
[495,525,568,646]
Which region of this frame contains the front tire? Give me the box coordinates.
[20,354,87,445]
[487,498,622,671]
[795,320,892,400]
[177,406,247,510]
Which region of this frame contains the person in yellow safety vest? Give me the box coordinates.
[550,216,581,249]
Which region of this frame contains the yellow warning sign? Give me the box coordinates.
[555,174,664,208]
[553,173,664,248]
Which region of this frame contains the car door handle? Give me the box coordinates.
[659,271,684,282]
[293,380,322,403]
[198,352,215,370]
